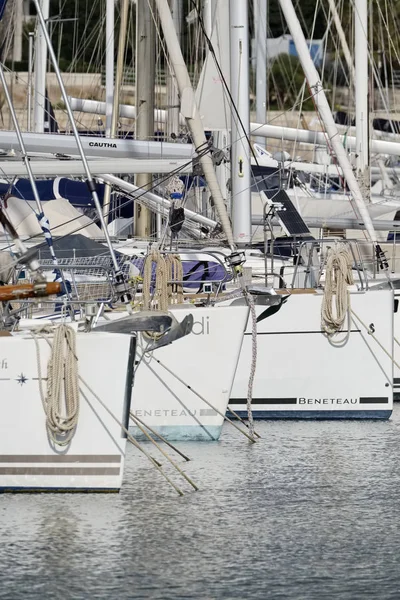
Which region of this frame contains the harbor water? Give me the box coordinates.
[2,407,400,599]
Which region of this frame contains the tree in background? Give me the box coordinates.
[268,0,326,40]
[267,53,317,110]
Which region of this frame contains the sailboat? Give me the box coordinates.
[0,192,192,492]
[0,0,396,427]
[0,0,252,446]
[164,0,395,420]
[107,0,395,421]
[0,0,197,492]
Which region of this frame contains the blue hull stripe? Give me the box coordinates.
[229,410,392,420]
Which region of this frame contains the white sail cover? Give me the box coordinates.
[195,0,231,131]
[1,197,103,239]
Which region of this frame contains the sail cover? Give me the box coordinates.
[0,197,103,238]
[0,177,103,206]
[195,0,231,131]
[0,178,133,218]
[0,0,8,20]
[130,255,231,292]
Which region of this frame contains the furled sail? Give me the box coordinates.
[195,0,231,131]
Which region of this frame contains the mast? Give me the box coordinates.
[134,0,155,238]
[34,0,49,133]
[0,59,61,272]
[27,32,34,130]
[354,0,370,199]
[229,0,251,245]
[166,0,181,139]
[254,0,267,146]
[102,0,129,223]
[0,62,46,216]
[154,0,236,250]
[326,0,392,139]
[105,0,115,137]
[278,0,377,243]
[203,0,212,38]
[326,0,355,82]
[196,0,230,216]
[32,0,124,278]
[12,0,23,63]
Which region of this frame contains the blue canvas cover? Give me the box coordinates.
[0,179,134,218]
[0,178,104,205]
[131,257,231,292]
[0,0,7,20]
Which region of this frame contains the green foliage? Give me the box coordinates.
[48,0,104,69]
[268,0,326,40]
[323,0,400,77]
[18,0,138,72]
[19,0,329,74]
[268,54,316,110]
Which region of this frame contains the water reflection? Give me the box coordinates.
[1,410,400,598]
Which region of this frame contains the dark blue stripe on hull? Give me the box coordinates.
[394,378,400,400]
[228,410,392,420]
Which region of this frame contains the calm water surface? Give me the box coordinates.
[1,407,400,599]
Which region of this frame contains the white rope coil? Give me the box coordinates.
[142,250,183,310]
[143,249,169,311]
[321,244,354,336]
[32,324,80,446]
[167,255,183,305]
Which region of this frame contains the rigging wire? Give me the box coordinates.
[188,0,259,167]
[0,145,217,259]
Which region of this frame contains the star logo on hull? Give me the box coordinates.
[15,373,28,386]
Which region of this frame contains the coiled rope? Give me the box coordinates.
[31,324,195,495]
[143,249,169,311]
[321,244,354,337]
[142,249,183,310]
[167,255,183,305]
[32,324,80,446]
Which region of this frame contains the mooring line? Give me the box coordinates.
[129,411,198,490]
[149,356,257,443]
[227,406,261,438]
[130,413,191,461]
[79,379,185,496]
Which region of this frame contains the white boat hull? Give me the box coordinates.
[130,305,249,440]
[230,289,394,419]
[0,331,134,491]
